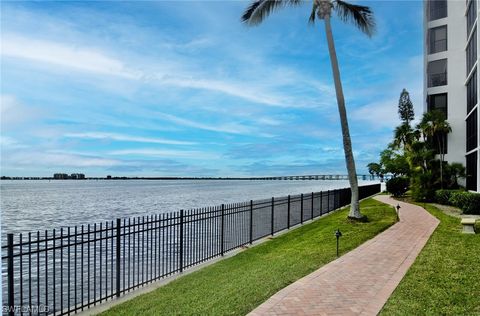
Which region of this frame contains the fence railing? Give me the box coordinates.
[2,183,380,315]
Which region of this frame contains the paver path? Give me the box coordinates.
[249,195,439,316]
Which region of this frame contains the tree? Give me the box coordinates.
[417,110,452,188]
[242,0,375,219]
[398,88,414,126]
[367,162,383,181]
[380,148,409,177]
[392,123,418,151]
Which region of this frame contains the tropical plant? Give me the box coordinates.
[392,123,418,151]
[416,110,452,188]
[242,0,375,219]
[446,162,466,189]
[380,148,410,177]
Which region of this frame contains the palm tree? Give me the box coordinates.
[417,110,452,188]
[242,0,375,219]
[392,123,418,152]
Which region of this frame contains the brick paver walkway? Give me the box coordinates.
[249,195,439,316]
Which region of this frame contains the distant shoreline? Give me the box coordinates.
[1,175,381,181]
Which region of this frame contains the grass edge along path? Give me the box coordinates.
[101,198,396,316]
[380,203,480,315]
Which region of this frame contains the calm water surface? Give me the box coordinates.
[1,179,379,235]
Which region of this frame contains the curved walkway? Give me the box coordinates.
[249,195,439,316]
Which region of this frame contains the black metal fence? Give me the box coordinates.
[2,184,380,315]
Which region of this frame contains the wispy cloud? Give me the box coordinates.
[0,1,423,176]
[2,32,321,109]
[108,149,220,159]
[154,112,275,137]
[2,34,138,79]
[64,132,195,145]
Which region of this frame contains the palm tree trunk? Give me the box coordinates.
[324,14,361,219]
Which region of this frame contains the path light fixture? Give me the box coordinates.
[335,228,342,257]
[396,204,401,221]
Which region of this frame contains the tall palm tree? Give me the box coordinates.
[242,0,375,219]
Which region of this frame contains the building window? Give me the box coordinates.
[428,59,447,87]
[466,27,477,75]
[466,151,477,191]
[467,0,476,36]
[428,0,447,21]
[429,26,447,54]
[467,70,477,114]
[466,109,478,152]
[428,93,448,118]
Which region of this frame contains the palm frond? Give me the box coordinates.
[334,0,375,36]
[308,2,318,24]
[242,0,303,26]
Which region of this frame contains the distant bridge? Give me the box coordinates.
[232,174,387,181]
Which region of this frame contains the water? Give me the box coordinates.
[1,179,379,236]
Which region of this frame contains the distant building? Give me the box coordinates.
[53,173,69,179]
[106,175,112,179]
[70,173,85,180]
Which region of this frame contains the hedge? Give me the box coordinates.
[435,190,480,215]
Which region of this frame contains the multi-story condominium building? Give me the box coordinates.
[424,0,479,192]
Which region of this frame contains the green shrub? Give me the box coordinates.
[435,190,452,205]
[449,191,480,215]
[434,189,464,205]
[386,177,409,197]
[410,173,436,202]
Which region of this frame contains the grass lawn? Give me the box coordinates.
[381,203,480,315]
[102,198,396,316]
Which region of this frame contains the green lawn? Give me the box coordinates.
[102,198,396,316]
[381,203,480,315]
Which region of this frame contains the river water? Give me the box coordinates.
[0,179,379,236]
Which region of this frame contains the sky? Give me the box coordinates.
[0,0,423,177]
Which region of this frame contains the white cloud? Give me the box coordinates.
[0,136,27,149]
[2,32,328,109]
[2,34,139,79]
[108,149,220,159]
[351,99,399,129]
[3,151,120,168]
[64,132,195,145]
[155,112,274,137]
[0,95,43,128]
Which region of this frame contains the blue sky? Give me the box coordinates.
[1,1,423,177]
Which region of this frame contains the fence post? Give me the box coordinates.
[116,219,121,298]
[311,192,314,220]
[221,204,225,256]
[271,197,274,236]
[327,190,330,212]
[300,193,304,224]
[179,210,184,272]
[7,233,14,316]
[287,195,291,229]
[249,200,253,244]
[320,192,323,216]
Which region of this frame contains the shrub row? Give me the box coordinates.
[435,189,480,215]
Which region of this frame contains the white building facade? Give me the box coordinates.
[424,0,479,192]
